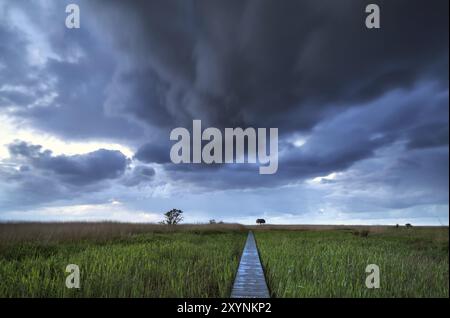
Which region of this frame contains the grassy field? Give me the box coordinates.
[0,223,448,298]
[0,223,247,297]
[255,227,449,298]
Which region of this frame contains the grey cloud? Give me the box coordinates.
[0,140,131,212]
[151,82,448,192]
[87,0,449,193]
[0,0,448,223]
[324,145,449,212]
[8,141,128,185]
[0,0,144,142]
[122,165,156,186]
[93,0,448,132]
[407,123,449,150]
[134,142,171,164]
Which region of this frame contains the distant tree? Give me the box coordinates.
[405,223,413,228]
[163,209,183,225]
[256,218,266,225]
[395,224,399,228]
[209,219,216,224]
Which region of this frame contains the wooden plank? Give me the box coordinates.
[230,231,270,298]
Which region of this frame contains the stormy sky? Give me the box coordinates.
[0,0,448,224]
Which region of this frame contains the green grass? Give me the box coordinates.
[0,231,246,297]
[1,223,448,298]
[255,228,449,298]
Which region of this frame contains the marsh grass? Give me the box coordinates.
[0,223,247,297]
[0,222,246,243]
[255,227,449,298]
[1,223,448,298]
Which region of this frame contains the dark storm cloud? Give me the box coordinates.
[0,18,53,109]
[406,123,449,150]
[0,0,448,221]
[94,0,448,132]
[0,19,28,87]
[8,141,128,185]
[0,165,68,210]
[121,165,156,186]
[157,82,448,191]
[0,0,143,142]
[87,0,449,185]
[134,142,171,164]
[326,145,449,212]
[20,57,143,140]
[0,140,156,211]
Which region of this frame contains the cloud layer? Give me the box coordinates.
[0,0,448,224]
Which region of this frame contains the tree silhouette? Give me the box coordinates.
[163,209,183,225]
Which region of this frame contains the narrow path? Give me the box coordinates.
[230,231,270,298]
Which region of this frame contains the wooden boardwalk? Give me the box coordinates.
[230,231,270,298]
